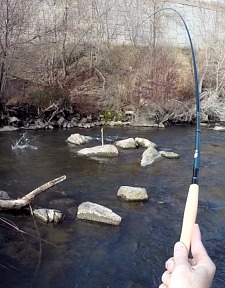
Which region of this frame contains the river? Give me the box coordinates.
[0,126,224,288]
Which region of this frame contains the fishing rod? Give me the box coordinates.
[165,8,201,252]
[139,8,201,251]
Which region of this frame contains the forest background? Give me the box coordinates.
[1,0,225,127]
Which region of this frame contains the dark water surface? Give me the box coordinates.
[0,126,225,288]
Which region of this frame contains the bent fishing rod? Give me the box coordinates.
[139,8,201,251]
[160,9,201,253]
[163,9,201,251]
[172,9,201,252]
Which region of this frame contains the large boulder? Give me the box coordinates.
[135,137,157,148]
[117,186,148,201]
[115,138,137,149]
[67,133,92,145]
[141,146,162,167]
[77,144,118,157]
[77,202,122,225]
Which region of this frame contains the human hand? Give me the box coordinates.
[159,224,216,288]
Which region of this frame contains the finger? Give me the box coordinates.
[173,241,189,267]
[159,284,167,288]
[161,270,171,286]
[165,257,175,272]
[191,224,208,260]
[191,224,216,274]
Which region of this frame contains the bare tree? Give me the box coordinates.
[0,0,36,102]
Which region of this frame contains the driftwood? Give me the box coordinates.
[0,175,66,210]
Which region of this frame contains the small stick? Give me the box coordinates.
[101,128,104,145]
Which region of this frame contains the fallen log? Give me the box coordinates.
[0,175,66,210]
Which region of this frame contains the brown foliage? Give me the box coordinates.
[3,43,197,121]
[93,45,195,113]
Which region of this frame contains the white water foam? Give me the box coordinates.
[11,133,38,150]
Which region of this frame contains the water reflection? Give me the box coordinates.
[0,126,224,287]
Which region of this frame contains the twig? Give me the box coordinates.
[29,204,42,284]
[0,217,57,247]
[95,68,106,91]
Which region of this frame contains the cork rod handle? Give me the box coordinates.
[180,184,199,251]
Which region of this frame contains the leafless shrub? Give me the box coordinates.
[200,90,225,121]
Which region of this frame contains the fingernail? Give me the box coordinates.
[166,259,172,270]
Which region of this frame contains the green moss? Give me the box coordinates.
[103,110,125,122]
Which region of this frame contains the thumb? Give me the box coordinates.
[191,224,208,262]
[173,241,189,267]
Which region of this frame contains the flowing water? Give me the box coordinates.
[0,126,225,288]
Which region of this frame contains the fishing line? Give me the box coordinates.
[167,8,201,185]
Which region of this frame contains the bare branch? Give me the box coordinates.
[0,175,66,210]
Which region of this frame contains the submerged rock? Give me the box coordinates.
[141,146,162,167]
[33,208,64,223]
[135,137,157,148]
[117,186,148,201]
[77,144,118,157]
[67,133,92,145]
[160,151,180,159]
[77,202,122,225]
[0,190,10,200]
[115,138,137,149]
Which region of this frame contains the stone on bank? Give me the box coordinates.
[77,202,122,225]
[0,126,19,132]
[213,125,225,131]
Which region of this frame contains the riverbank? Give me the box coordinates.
[0,100,217,132]
[1,44,224,129]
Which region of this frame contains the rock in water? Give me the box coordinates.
[135,137,157,148]
[141,146,161,167]
[77,144,118,157]
[77,202,122,225]
[160,151,180,159]
[0,190,10,200]
[115,138,137,149]
[213,126,225,131]
[117,186,148,201]
[67,133,92,145]
[33,208,64,223]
